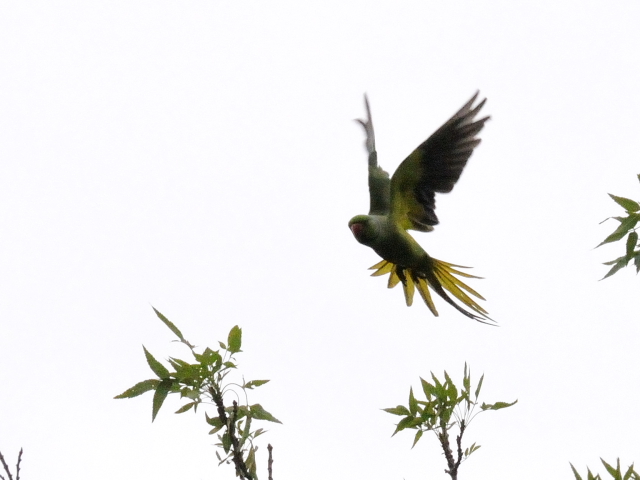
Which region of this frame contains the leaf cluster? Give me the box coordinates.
[383,364,516,479]
[571,458,640,480]
[115,308,280,479]
[597,175,640,279]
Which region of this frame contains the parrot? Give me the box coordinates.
[348,92,493,324]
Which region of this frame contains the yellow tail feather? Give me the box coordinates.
[368,258,494,324]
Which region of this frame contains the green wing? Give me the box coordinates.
[389,92,489,231]
[357,95,391,216]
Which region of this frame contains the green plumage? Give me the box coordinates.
[348,93,493,324]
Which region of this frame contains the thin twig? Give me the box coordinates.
[15,449,22,480]
[267,444,273,480]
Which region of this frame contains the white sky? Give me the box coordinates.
[1,1,639,479]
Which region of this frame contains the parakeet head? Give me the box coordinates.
[348,215,378,246]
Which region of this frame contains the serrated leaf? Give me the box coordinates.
[114,379,160,399]
[244,379,270,389]
[480,399,518,411]
[143,346,170,379]
[152,378,173,421]
[420,377,435,399]
[250,404,282,424]
[152,307,185,341]
[175,402,195,414]
[411,429,424,448]
[609,194,640,213]
[227,325,242,353]
[392,416,417,436]
[383,405,411,416]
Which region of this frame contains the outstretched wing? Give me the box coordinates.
[389,92,489,231]
[356,95,391,216]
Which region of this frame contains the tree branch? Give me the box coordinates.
[209,387,253,480]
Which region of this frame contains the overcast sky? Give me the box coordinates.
[1,2,639,479]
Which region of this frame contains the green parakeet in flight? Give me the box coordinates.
[348,92,493,324]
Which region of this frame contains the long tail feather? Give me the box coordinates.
[368,257,494,324]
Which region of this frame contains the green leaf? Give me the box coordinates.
[463,363,470,392]
[408,387,418,415]
[114,379,160,399]
[383,405,411,416]
[601,258,630,280]
[601,458,620,479]
[464,443,481,457]
[623,463,639,480]
[244,379,270,389]
[626,232,638,257]
[474,374,484,399]
[635,252,640,274]
[227,325,242,353]
[392,415,418,436]
[250,403,282,424]
[152,378,173,421]
[221,431,231,453]
[246,446,257,479]
[570,463,584,480]
[480,399,518,411]
[195,347,221,366]
[420,377,435,399]
[152,307,185,341]
[609,194,640,213]
[175,402,195,414]
[411,429,424,448]
[597,215,640,247]
[240,415,252,447]
[206,412,224,427]
[143,346,170,379]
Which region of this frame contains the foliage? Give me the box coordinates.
[597,174,640,279]
[383,364,516,480]
[0,448,22,480]
[115,307,280,480]
[571,458,640,480]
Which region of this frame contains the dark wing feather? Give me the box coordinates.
[390,92,489,231]
[356,95,391,216]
